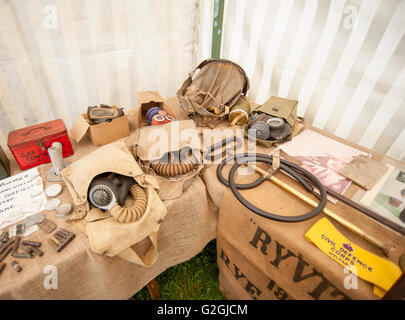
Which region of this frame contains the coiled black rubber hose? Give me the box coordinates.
[217,153,327,222]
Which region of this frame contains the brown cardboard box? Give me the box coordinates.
[135,91,176,128]
[70,112,130,146]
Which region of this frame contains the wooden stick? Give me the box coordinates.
[146,279,160,300]
[249,164,394,256]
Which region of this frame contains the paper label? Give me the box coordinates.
[0,167,46,229]
[305,218,402,297]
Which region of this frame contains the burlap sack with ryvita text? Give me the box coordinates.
[61,140,167,266]
[217,170,405,300]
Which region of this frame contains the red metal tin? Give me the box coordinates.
[7,119,74,170]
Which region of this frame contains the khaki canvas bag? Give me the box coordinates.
[244,96,301,147]
[134,120,204,200]
[177,58,250,128]
[61,140,167,266]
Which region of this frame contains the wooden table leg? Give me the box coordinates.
[146,278,160,300]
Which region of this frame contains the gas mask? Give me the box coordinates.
[88,172,147,223]
[87,104,124,124]
[248,112,292,141]
[88,172,134,210]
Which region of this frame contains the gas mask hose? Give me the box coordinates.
[150,151,197,177]
[109,184,147,223]
[151,160,196,177]
[217,153,327,222]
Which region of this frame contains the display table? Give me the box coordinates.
[1,96,403,300]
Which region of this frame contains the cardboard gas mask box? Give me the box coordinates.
[70,109,130,146]
[135,91,177,128]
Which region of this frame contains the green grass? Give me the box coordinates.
[130,240,226,300]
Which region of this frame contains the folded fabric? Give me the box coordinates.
[339,155,388,190]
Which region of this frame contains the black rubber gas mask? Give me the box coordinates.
[88,172,135,211]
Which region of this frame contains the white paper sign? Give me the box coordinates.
[0,168,47,229]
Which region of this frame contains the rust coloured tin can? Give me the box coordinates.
[7,119,74,170]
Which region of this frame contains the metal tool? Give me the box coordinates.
[0,231,8,243]
[203,135,243,163]
[12,240,43,258]
[46,142,67,182]
[0,237,14,253]
[12,236,20,254]
[0,246,12,263]
[48,229,75,252]
[27,245,43,257]
[12,252,32,258]
[19,242,34,255]
[22,240,41,247]
[9,236,42,258]
[11,261,22,272]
